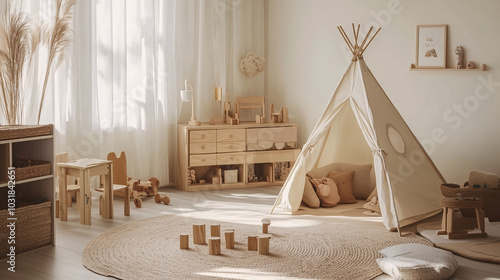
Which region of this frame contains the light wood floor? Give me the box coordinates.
[0,186,282,280]
[1,186,499,279]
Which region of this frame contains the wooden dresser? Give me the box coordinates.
[177,122,300,191]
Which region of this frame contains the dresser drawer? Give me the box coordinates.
[217,152,246,165]
[217,129,245,142]
[190,143,217,154]
[246,149,300,164]
[217,142,246,153]
[246,127,297,151]
[190,130,216,144]
[189,154,217,167]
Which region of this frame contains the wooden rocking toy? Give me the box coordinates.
[155,193,171,205]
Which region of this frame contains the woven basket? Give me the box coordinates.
[13,159,52,181]
[0,124,52,141]
[0,201,52,257]
[441,184,500,221]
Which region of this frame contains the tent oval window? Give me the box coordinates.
[386,124,406,156]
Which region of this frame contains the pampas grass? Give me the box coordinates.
[0,0,75,125]
[37,0,75,124]
[0,1,31,125]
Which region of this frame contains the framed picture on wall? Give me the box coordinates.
[415,25,448,68]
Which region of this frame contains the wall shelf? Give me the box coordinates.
[410,63,486,71]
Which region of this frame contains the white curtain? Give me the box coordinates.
[52,0,265,185]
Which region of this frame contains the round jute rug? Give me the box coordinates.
[82,210,432,280]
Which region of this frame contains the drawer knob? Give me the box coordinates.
[201,135,205,139]
[230,135,233,138]
[202,159,206,162]
[229,145,233,149]
[201,145,205,149]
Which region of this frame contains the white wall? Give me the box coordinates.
[266,0,500,184]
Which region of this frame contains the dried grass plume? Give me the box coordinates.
[0,0,75,125]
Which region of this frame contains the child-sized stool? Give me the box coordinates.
[437,197,487,239]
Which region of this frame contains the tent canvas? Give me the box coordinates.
[271,25,446,231]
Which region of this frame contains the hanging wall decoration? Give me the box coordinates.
[415,24,448,69]
[239,52,265,76]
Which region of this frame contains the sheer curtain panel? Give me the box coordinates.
[56,0,264,186]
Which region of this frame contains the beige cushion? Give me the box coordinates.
[377,244,458,280]
[469,170,499,189]
[302,178,320,208]
[307,162,372,200]
[328,171,357,204]
[310,177,341,207]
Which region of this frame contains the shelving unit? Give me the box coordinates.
[410,63,487,71]
[0,125,54,256]
[177,122,300,191]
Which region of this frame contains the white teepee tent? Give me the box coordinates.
[272,25,446,231]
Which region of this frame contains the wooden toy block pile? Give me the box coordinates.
[180,218,273,256]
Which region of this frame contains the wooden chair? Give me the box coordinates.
[96,151,131,216]
[235,96,265,120]
[54,152,81,218]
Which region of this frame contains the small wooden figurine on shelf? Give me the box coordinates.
[210,86,224,125]
[235,96,265,124]
[270,104,289,124]
[466,61,475,69]
[224,92,239,125]
[455,46,464,69]
[187,169,196,185]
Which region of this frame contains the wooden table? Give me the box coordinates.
[57,159,113,225]
[437,197,487,239]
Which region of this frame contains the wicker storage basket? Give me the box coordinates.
[0,124,52,141]
[441,183,500,221]
[0,201,52,257]
[13,159,52,181]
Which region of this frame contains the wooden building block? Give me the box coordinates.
[193,223,206,244]
[263,224,270,234]
[208,237,221,255]
[258,235,270,255]
[211,224,220,237]
[180,234,189,249]
[262,218,271,233]
[248,235,258,251]
[225,230,235,249]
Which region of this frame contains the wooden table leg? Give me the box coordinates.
[102,163,114,219]
[84,169,91,225]
[59,167,68,221]
[476,208,487,235]
[437,207,448,235]
[124,186,130,216]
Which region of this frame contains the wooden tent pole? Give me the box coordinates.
[358,26,374,52]
[337,26,355,55]
[338,26,355,52]
[352,23,359,48]
[360,27,381,56]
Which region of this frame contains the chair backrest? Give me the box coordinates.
[107,151,128,185]
[54,152,70,178]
